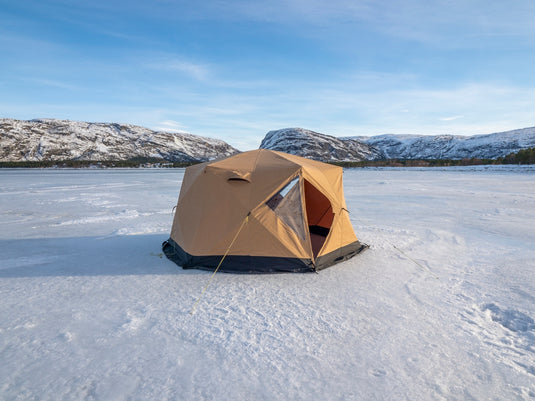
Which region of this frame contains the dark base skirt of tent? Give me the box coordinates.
[162,238,368,274]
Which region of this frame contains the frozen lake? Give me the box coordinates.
[1,166,534,400]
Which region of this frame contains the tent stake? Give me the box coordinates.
[354,216,439,280]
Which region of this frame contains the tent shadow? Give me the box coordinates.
[0,234,203,278]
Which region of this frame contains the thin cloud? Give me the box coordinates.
[210,0,535,46]
[154,120,189,133]
[26,78,80,91]
[146,59,211,82]
[439,115,464,122]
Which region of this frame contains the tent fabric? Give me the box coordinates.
[163,149,367,273]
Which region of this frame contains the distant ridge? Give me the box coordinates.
[260,127,535,161]
[350,127,535,160]
[0,118,239,162]
[3,117,535,164]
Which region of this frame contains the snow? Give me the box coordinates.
[1,166,535,400]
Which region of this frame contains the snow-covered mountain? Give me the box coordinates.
[259,128,382,162]
[0,118,239,162]
[260,127,535,161]
[4,119,534,164]
[350,127,535,160]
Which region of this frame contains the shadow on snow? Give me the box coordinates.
[0,234,202,278]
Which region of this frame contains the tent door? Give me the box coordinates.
[304,180,334,258]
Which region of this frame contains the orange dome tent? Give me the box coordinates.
[163,149,367,273]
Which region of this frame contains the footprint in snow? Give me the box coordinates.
[481,303,535,333]
[369,368,387,377]
[475,303,535,376]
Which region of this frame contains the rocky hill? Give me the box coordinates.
[259,128,381,162]
[0,118,239,163]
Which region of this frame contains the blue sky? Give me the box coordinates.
[2,0,535,150]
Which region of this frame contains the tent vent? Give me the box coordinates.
[226,170,251,183]
[227,177,250,182]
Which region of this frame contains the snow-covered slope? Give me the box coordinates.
[0,118,239,162]
[260,128,382,162]
[350,127,535,160]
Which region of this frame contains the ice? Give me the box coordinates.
[1,166,534,400]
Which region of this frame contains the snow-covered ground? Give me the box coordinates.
[1,166,534,400]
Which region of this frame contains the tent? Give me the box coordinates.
[162,149,367,273]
